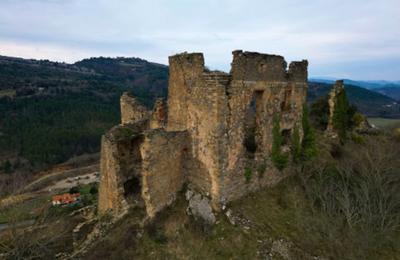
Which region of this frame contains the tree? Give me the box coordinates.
[301,105,317,160]
[69,186,80,194]
[271,116,288,170]
[2,160,13,174]
[333,89,350,143]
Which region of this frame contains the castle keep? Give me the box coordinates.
[98,50,308,219]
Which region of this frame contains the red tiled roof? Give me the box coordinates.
[52,193,80,204]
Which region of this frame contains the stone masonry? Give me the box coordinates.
[98,50,308,219]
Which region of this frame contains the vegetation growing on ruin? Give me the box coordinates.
[332,89,359,143]
[271,116,288,170]
[244,167,252,183]
[83,131,400,260]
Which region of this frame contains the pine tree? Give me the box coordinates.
[301,105,317,160]
[333,90,350,143]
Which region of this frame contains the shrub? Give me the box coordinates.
[244,167,252,183]
[351,112,365,128]
[392,128,400,142]
[332,89,356,143]
[69,186,80,194]
[310,97,329,130]
[301,137,400,247]
[271,116,288,171]
[350,133,365,144]
[90,185,98,195]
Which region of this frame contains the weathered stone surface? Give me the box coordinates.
[120,92,150,125]
[150,98,167,129]
[185,189,216,224]
[140,129,187,217]
[326,80,344,133]
[98,50,308,222]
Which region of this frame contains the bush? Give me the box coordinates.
[244,167,252,183]
[69,186,80,194]
[301,137,400,248]
[310,97,329,130]
[350,133,365,144]
[90,185,98,195]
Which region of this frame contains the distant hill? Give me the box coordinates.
[0,55,168,168]
[310,78,400,90]
[373,86,400,101]
[308,82,400,118]
[1,54,398,169]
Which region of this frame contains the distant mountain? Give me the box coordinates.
[310,78,400,90]
[373,87,400,101]
[308,81,400,118]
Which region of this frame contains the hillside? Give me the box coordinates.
[0,55,168,174]
[308,82,400,118]
[374,86,400,101]
[0,54,398,175]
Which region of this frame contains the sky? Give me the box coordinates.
[0,0,399,80]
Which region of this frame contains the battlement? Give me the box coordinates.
[169,50,308,84]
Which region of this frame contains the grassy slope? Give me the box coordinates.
[86,176,399,260]
[368,117,400,129]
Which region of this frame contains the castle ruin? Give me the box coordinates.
[98,50,308,220]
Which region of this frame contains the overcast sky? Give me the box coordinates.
[0,0,399,80]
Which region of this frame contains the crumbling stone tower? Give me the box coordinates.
[98,50,308,219]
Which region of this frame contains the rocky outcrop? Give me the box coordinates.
[326,80,344,133]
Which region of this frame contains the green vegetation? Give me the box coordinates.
[0,195,50,224]
[85,132,400,259]
[332,89,351,142]
[244,167,252,183]
[301,105,317,160]
[0,56,168,170]
[271,116,288,170]
[309,97,330,130]
[308,81,400,118]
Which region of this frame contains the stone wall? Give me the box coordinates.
[140,129,187,217]
[149,98,167,129]
[98,123,146,215]
[120,92,150,125]
[98,50,309,219]
[326,80,344,132]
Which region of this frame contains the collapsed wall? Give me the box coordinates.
[98,50,308,219]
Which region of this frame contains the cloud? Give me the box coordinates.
[0,0,399,79]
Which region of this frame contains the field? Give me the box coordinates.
[0,89,16,98]
[368,117,400,128]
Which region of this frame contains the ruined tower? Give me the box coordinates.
[98,50,308,219]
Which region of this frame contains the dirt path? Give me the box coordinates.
[45,172,100,192]
[22,164,99,192]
